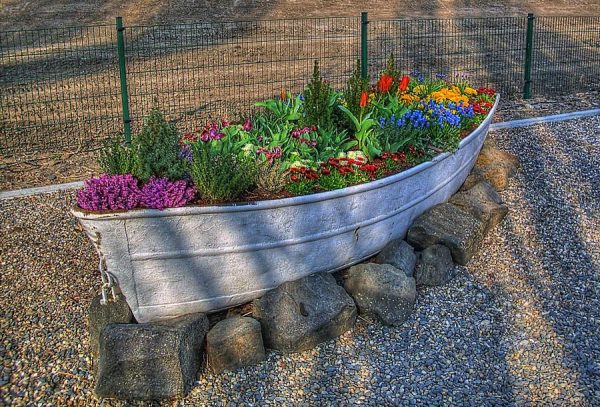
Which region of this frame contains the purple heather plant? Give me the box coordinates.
[77,174,142,211]
[140,177,196,210]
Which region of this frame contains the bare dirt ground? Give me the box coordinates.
[2,0,600,30]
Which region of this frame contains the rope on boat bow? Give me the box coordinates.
[98,255,117,304]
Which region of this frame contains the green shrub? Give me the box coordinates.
[189,142,257,202]
[303,60,335,130]
[97,136,137,175]
[344,59,370,118]
[132,109,186,183]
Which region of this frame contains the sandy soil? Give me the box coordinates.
[2,1,600,30]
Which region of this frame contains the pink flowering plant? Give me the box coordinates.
[77,174,142,211]
[140,177,196,209]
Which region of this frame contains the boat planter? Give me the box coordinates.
[73,96,499,323]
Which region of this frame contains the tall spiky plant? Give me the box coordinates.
[303,60,335,130]
[344,59,370,117]
[132,109,186,183]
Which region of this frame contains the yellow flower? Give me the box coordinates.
[464,87,478,96]
[347,151,367,162]
[401,94,420,104]
[413,85,426,95]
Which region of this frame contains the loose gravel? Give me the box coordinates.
[1,116,599,406]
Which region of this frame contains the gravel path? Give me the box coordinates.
[1,116,599,406]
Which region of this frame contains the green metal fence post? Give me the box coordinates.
[360,12,369,80]
[523,13,535,99]
[116,16,132,144]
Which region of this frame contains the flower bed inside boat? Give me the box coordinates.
[73,58,500,323]
[76,59,497,212]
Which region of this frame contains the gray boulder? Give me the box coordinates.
[207,317,266,373]
[252,273,356,353]
[343,263,416,326]
[95,313,209,400]
[88,294,134,365]
[373,239,417,277]
[407,203,486,266]
[449,181,508,234]
[415,245,455,286]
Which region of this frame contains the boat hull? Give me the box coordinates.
[73,96,499,323]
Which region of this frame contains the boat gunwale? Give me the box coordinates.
[72,95,499,220]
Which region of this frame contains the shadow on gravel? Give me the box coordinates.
[504,122,600,404]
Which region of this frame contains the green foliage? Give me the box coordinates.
[189,141,257,202]
[318,171,347,191]
[372,96,408,120]
[132,109,186,182]
[285,178,316,195]
[337,105,381,159]
[303,60,335,129]
[344,59,370,117]
[314,127,356,162]
[97,135,137,175]
[255,93,303,122]
[429,123,461,152]
[256,162,287,194]
[345,169,371,185]
[376,119,423,154]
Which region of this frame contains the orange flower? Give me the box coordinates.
[377,74,394,93]
[359,91,368,108]
[280,88,286,100]
[399,75,410,92]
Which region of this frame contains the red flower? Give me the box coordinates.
[359,91,368,108]
[399,75,410,92]
[290,175,299,182]
[377,74,394,93]
[476,87,496,96]
[360,164,377,172]
[322,168,331,175]
[328,157,340,168]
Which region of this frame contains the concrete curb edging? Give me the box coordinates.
[489,108,600,129]
[0,180,84,200]
[1,107,598,200]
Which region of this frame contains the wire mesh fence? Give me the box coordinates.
[122,17,360,135]
[0,25,122,155]
[531,16,600,96]
[1,14,599,158]
[367,17,528,96]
